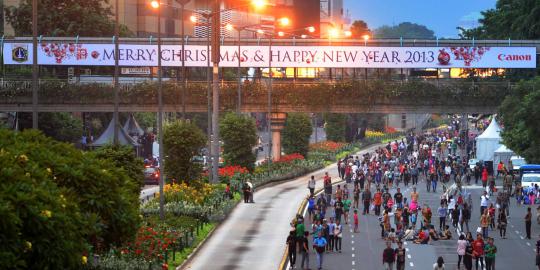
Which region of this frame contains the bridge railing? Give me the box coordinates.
[0,79,512,109]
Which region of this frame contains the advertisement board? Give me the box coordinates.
[3,43,537,68]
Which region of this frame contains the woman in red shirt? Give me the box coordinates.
[481,168,489,188]
[473,233,485,269]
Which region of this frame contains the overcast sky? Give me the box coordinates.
[343,0,497,38]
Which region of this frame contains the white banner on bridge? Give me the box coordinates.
[3,43,537,68]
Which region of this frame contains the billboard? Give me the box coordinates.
[3,42,537,68]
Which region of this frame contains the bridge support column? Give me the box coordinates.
[269,112,287,161]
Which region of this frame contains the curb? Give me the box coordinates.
[177,199,240,270]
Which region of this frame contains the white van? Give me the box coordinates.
[521,173,540,189]
[510,156,526,173]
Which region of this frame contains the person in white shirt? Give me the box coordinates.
[308,175,316,196]
[480,191,490,218]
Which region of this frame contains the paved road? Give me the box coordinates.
[298,174,540,270]
[183,144,380,270]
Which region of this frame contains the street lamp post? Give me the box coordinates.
[210,0,221,184]
[151,0,166,220]
[32,0,38,129]
[178,0,190,119]
[113,0,120,145]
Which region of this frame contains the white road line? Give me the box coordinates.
[410,262,414,267]
[516,230,520,234]
[521,236,525,240]
[352,234,355,238]
[404,241,408,245]
[352,247,355,251]
[352,261,355,265]
[406,248,410,252]
[407,254,412,259]
[352,240,354,244]
[527,242,531,246]
[352,253,355,258]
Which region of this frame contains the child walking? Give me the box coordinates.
[353,209,359,233]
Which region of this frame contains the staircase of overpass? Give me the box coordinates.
[0,79,511,114]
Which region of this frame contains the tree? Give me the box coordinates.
[324,113,347,142]
[499,77,540,163]
[0,129,142,267]
[458,0,540,40]
[350,20,371,38]
[219,113,258,171]
[4,0,132,36]
[93,145,144,194]
[18,112,83,143]
[374,22,435,39]
[163,120,206,183]
[282,113,312,157]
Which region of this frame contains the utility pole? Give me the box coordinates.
[32,0,38,129]
[113,0,120,145]
[210,0,221,183]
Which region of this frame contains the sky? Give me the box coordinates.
[343,0,497,38]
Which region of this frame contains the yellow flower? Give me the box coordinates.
[40,210,52,218]
[25,241,32,251]
[62,204,66,208]
[18,154,29,163]
[82,255,88,265]
[25,172,31,177]
[46,168,52,174]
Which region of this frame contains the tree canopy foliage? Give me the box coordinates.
[219,113,258,171]
[324,113,347,142]
[4,0,132,36]
[458,0,540,39]
[350,20,371,38]
[163,120,206,183]
[0,129,142,268]
[282,113,312,157]
[499,77,540,163]
[374,22,436,39]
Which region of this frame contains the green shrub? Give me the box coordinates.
[324,113,347,142]
[163,120,207,183]
[0,129,141,255]
[219,113,258,171]
[282,113,312,157]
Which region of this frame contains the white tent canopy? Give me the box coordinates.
[475,118,501,161]
[493,144,514,171]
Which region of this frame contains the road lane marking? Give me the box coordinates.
[352,261,355,265]
[352,240,354,244]
[521,236,525,240]
[527,242,531,246]
[406,248,409,252]
[410,262,414,267]
[352,247,355,251]
[407,254,411,259]
[352,253,355,258]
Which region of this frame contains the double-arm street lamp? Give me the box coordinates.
[226,16,290,113]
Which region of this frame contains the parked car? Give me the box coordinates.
[144,166,160,185]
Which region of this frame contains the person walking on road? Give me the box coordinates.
[334,198,344,223]
[484,237,497,270]
[526,207,533,239]
[480,209,490,239]
[324,172,332,204]
[480,191,490,219]
[482,167,489,189]
[374,188,383,216]
[498,208,508,239]
[313,231,327,270]
[308,175,316,197]
[457,234,467,270]
[334,219,343,253]
[464,232,474,270]
[473,233,485,270]
[286,230,297,269]
[299,231,310,270]
[362,187,372,215]
[382,241,396,270]
[395,241,406,270]
[353,209,359,233]
[536,234,540,270]
[438,202,448,231]
[353,186,360,209]
[327,217,335,252]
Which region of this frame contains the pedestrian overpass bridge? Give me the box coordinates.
[0,79,510,114]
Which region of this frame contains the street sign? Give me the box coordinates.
[121,67,151,75]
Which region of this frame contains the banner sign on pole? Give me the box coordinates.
[3,43,537,68]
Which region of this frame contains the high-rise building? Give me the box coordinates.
[320,0,345,37]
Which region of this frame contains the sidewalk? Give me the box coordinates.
[182,144,382,270]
